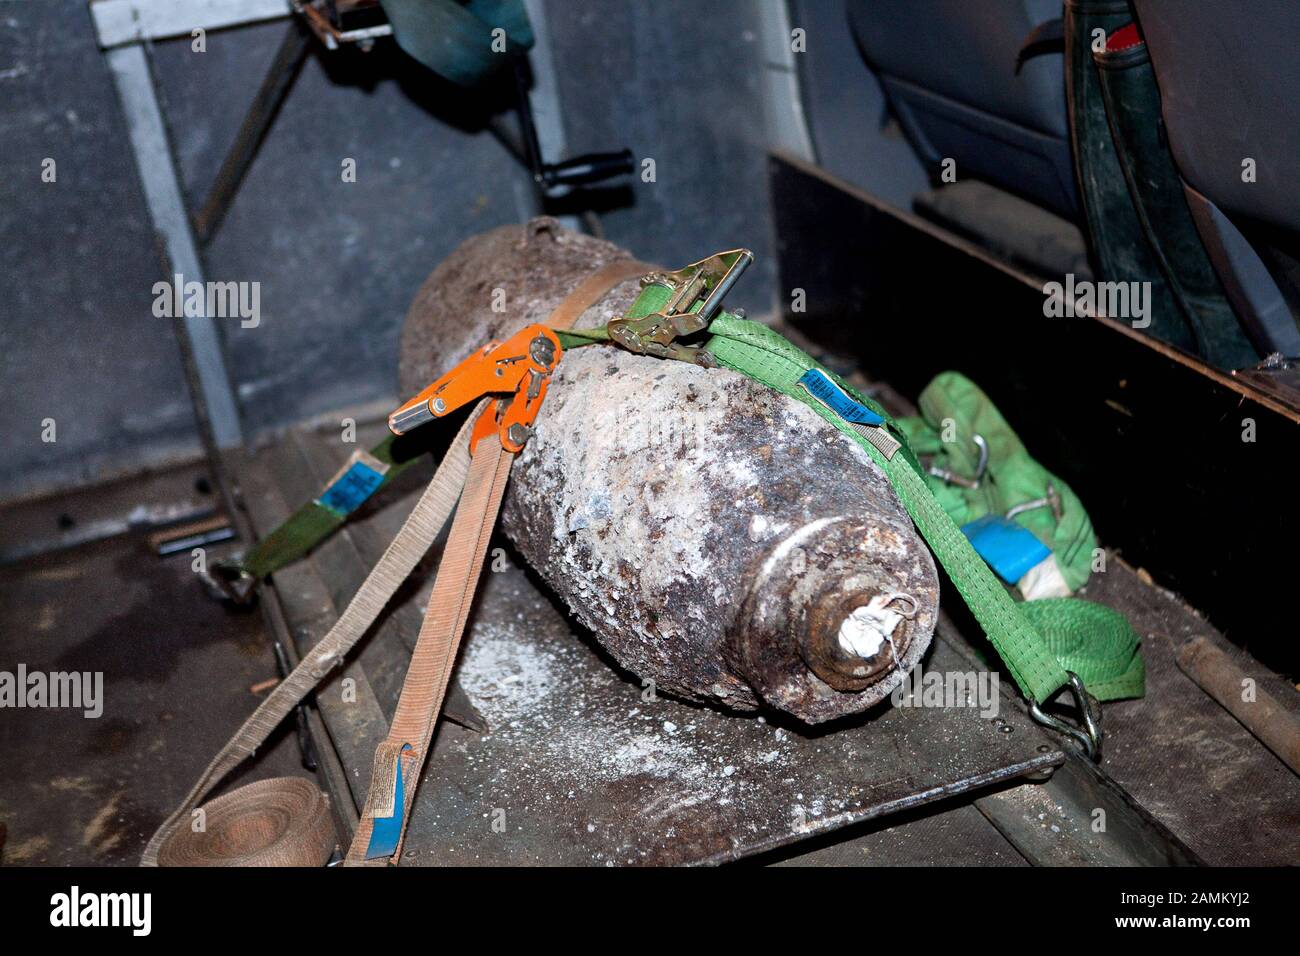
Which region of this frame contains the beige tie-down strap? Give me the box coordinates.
[153,776,338,867]
[141,406,484,866]
[344,438,512,864]
[346,257,651,865]
[142,258,649,868]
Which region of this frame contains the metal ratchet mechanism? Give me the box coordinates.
[607,248,754,366]
[388,324,562,454]
[1030,672,1103,760]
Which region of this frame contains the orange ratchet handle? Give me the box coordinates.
[390,325,563,456]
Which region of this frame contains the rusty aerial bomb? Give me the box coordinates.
[399,219,939,723]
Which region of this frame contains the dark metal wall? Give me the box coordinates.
[0,0,785,503]
[150,19,538,436]
[0,1,203,501]
[543,0,780,307]
[789,0,928,209]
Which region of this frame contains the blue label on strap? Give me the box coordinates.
[798,368,885,426]
[366,748,407,860]
[318,457,386,517]
[961,514,1052,585]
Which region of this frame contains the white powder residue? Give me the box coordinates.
[457,623,796,801]
[457,629,559,723]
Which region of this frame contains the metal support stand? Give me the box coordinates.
[193,18,312,244]
[104,42,245,450]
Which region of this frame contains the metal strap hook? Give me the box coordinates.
[927,433,989,489]
[1028,671,1103,760]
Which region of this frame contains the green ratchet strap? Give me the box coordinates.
[212,433,423,602]
[895,372,1097,594]
[554,327,612,348]
[705,316,1144,703]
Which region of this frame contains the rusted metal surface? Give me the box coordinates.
[399,219,939,723]
[398,218,637,393]
[507,350,938,724]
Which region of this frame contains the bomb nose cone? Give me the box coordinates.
[804,590,918,691]
[731,517,938,720]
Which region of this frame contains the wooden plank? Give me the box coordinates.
[1079,562,1300,865]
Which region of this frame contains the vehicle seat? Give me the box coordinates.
[1131,0,1300,353]
[846,0,1078,219]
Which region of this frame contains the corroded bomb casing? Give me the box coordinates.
[400,219,939,723]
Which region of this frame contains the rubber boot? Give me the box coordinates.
[1094,27,1259,369]
[1064,0,1194,351]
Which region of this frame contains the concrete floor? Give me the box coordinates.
[0,526,309,866]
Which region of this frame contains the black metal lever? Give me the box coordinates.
[539,150,635,189]
[513,57,632,194]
